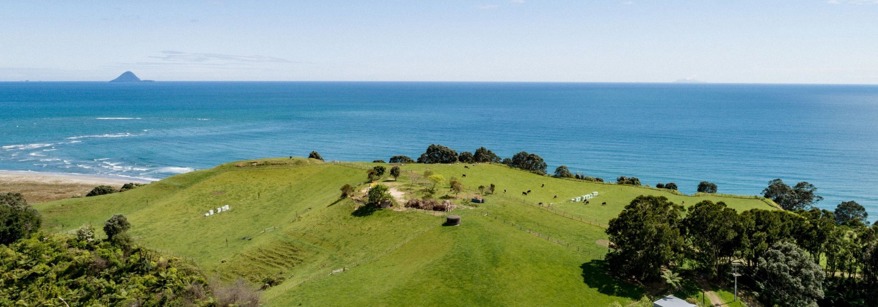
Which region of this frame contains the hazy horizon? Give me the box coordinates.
[2,1,877,84]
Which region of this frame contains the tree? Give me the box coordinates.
[340,184,355,198]
[120,182,144,192]
[616,176,641,185]
[682,200,740,277]
[835,201,868,226]
[664,182,678,190]
[417,144,458,164]
[389,155,414,164]
[507,151,547,175]
[87,185,117,197]
[697,181,717,193]
[450,178,463,195]
[762,179,823,211]
[473,146,501,163]
[661,269,683,292]
[554,165,573,178]
[795,208,836,263]
[738,209,798,269]
[606,195,685,282]
[103,214,131,241]
[367,185,392,208]
[428,174,445,194]
[755,241,825,307]
[308,151,324,161]
[367,166,386,182]
[389,166,401,181]
[458,151,475,163]
[0,192,41,245]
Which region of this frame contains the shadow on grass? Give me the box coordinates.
[327,198,345,207]
[351,205,378,217]
[580,260,644,300]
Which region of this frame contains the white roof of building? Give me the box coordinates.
[653,295,696,307]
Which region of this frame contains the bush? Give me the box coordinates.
[697,181,718,193]
[554,165,574,178]
[417,144,458,164]
[390,166,401,181]
[507,151,547,175]
[616,176,641,185]
[389,155,414,163]
[458,151,475,163]
[473,147,501,163]
[103,214,131,241]
[664,182,678,190]
[404,199,455,211]
[87,185,117,197]
[340,184,355,198]
[308,151,324,161]
[119,182,144,192]
[0,192,41,245]
[367,185,392,208]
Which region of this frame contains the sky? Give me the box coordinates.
[1,0,876,83]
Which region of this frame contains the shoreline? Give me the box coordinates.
[0,170,154,186]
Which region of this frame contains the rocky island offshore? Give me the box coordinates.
[109,71,153,82]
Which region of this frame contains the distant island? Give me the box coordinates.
[110,71,153,83]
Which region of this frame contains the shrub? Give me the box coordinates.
[372,159,385,163]
[417,144,458,164]
[119,182,144,192]
[367,185,392,208]
[103,214,131,241]
[390,166,401,181]
[87,185,117,197]
[664,182,678,190]
[340,184,355,198]
[697,181,718,194]
[473,147,501,163]
[0,192,41,245]
[308,151,324,161]
[616,176,641,185]
[554,165,573,178]
[389,155,414,163]
[458,151,475,163]
[507,151,547,175]
[404,199,455,211]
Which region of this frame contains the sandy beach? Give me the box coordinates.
[0,170,152,203]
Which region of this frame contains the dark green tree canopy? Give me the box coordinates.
[389,166,401,180]
[87,185,117,197]
[834,200,868,226]
[473,146,501,163]
[417,144,458,164]
[664,182,678,190]
[388,155,414,164]
[755,241,825,306]
[554,165,573,178]
[103,214,131,241]
[367,185,393,208]
[457,151,475,163]
[616,176,641,186]
[507,151,547,175]
[762,179,823,211]
[308,151,324,161]
[1,192,41,245]
[606,195,685,282]
[697,181,717,193]
[682,200,739,277]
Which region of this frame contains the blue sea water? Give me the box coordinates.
[1,82,877,219]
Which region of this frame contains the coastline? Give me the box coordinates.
[0,170,153,186]
[0,170,154,203]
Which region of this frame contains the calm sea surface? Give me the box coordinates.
[1,82,877,218]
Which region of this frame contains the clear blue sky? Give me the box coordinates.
[1,0,876,83]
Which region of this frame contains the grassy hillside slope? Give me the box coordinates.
[36,158,776,306]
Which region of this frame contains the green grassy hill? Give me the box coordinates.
[36,158,777,306]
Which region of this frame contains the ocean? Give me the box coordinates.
[1,82,877,219]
